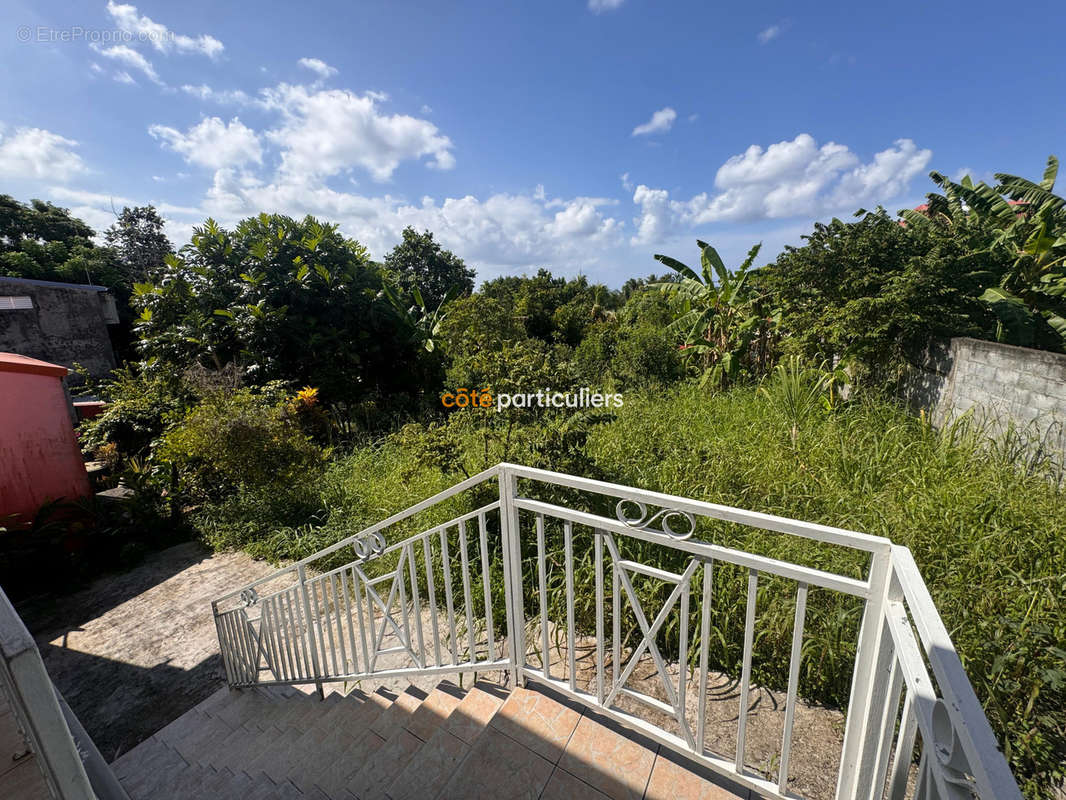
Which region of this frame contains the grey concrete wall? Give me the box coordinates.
[903,337,1066,462]
[0,279,117,382]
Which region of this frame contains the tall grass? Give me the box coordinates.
[584,384,1066,797]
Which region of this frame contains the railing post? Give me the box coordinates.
[836,546,893,800]
[498,465,525,687]
[297,564,325,700]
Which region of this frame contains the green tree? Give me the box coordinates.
[0,195,122,289]
[104,205,172,285]
[903,156,1066,349]
[382,227,475,308]
[133,214,430,409]
[761,210,996,382]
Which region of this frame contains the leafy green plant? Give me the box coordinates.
[903,156,1066,349]
[654,240,780,390]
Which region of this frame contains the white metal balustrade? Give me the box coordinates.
[211,463,1022,800]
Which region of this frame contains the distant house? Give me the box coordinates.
[0,276,120,383]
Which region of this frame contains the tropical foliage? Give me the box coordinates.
[653,240,779,389]
[902,156,1066,348]
[131,214,436,412]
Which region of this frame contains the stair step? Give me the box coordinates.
[345,683,465,800]
[385,683,508,800]
[307,688,422,798]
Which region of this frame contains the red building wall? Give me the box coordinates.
[0,353,91,524]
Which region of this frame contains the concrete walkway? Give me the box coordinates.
[16,541,276,761]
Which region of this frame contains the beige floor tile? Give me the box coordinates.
[443,687,506,745]
[386,728,469,800]
[369,689,423,739]
[557,714,656,800]
[347,728,425,800]
[437,727,554,800]
[404,686,463,741]
[644,751,749,800]
[488,687,581,763]
[541,767,612,799]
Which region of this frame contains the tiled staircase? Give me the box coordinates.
[110,679,749,800]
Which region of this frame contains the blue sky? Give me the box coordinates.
[1,0,1064,285]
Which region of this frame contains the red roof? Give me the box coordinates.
[0,352,69,378]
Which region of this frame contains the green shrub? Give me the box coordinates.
[158,386,327,506]
[78,367,193,458]
[575,322,682,389]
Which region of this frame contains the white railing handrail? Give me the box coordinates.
[0,587,97,800]
[502,462,894,554]
[889,546,1022,800]
[214,464,502,605]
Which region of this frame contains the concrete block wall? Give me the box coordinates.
[903,337,1066,463]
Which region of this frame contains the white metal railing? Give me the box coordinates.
[211,463,1022,800]
[1,585,127,800]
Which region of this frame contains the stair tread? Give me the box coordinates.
[345,685,464,800]
[385,685,507,800]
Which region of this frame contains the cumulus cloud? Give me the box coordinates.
[297,58,338,78]
[0,126,88,181]
[260,84,455,181]
[630,185,673,245]
[93,44,161,84]
[758,25,782,44]
[589,0,624,12]
[105,1,224,58]
[149,117,262,169]
[629,133,931,243]
[632,107,677,136]
[200,167,622,273]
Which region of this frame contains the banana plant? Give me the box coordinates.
[903,156,1066,347]
[380,279,461,353]
[653,240,780,390]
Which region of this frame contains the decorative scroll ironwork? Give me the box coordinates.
[351,531,387,561]
[615,499,696,539]
[239,588,259,607]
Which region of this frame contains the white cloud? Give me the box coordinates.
[629,133,932,243]
[149,117,262,170]
[105,1,224,58]
[631,185,674,245]
[260,84,455,181]
[297,58,338,78]
[180,84,252,105]
[588,0,624,11]
[421,104,433,115]
[758,24,783,43]
[0,126,88,182]
[93,44,161,84]
[45,185,203,242]
[632,107,677,137]
[48,187,130,207]
[199,167,622,274]
[113,71,137,85]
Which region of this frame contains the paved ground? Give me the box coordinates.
[16,541,276,761]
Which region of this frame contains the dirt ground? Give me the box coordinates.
[16,541,276,761]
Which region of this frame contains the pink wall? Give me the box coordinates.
[0,353,91,524]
